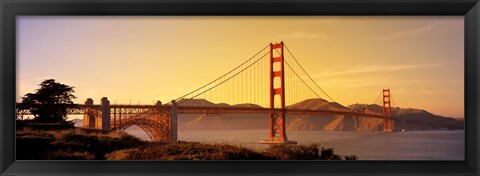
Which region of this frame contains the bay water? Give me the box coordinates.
[125,128,464,160]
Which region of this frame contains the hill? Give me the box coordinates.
[176,99,463,131]
[348,104,464,131]
[70,118,83,127]
[285,99,384,131]
[72,99,464,132]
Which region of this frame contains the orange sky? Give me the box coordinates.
[17,16,464,118]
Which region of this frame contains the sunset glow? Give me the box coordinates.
[17,16,464,118]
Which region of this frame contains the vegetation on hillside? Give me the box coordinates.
[17,127,357,160]
[16,128,145,160]
[105,141,358,160]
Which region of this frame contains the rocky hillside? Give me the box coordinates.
[284,99,385,131]
[177,99,463,131]
[70,118,83,127]
[72,99,464,132]
[348,104,464,131]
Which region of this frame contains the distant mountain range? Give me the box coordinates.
[70,118,83,127]
[347,103,464,131]
[71,98,464,132]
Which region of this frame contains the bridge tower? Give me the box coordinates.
[170,100,178,143]
[383,89,393,132]
[101,97,111,131]
[83,98,95,128]
[261,41,297,144]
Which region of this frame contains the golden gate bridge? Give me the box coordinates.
[16,41,395,144]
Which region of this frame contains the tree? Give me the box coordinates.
[18,79,79,123]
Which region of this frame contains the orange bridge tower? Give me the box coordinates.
[383,89,393,132]
[260,41,297,144]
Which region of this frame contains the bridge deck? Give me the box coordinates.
[176,106,386,119]
[16,104,387,119]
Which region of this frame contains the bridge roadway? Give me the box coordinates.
[17,104,387,120]
[176,106,386,119]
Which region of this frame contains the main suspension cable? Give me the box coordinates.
[179,51,270,105]
[176,44,269,101]
[284,44,338,103]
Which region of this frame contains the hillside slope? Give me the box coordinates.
[73,99,464,131]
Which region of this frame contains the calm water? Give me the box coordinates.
[126,129,464,160]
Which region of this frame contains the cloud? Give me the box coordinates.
[313,77,462,89]
[313,64,442,78]
[417,90,459,95]
[312,78,386,88]
[284,31,328,40]
[289,17,341,27]
[373,22,437,41]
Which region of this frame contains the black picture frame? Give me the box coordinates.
[1,0,479,175]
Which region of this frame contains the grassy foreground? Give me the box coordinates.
[16,127,144,160]
[17,127,358,160]
[106,141,358,160]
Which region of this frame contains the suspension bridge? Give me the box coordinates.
[16,41,395,144]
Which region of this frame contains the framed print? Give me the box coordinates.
[1,0,479,175]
